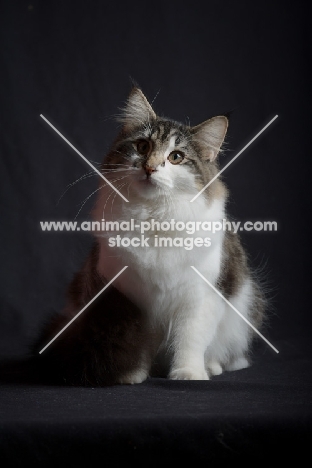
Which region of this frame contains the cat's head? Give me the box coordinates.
[104,87,228,202]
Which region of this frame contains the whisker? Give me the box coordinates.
[127,179,135,199]
[57,164,134,205]
[100,163,131,167]
[102,184,122,218]
[74,184,106,219]
[110,182,128,216]
[74,174,131,219]
[57,170,98,205]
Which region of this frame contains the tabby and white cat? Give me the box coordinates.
[36,87,264,385]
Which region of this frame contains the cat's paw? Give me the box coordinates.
[225,356,249,372]
[169,367,209,381]
[119,368,148,385]
[207,361,223,376]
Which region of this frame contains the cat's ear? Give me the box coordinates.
[119,87,156,131]
[191,116,228,161]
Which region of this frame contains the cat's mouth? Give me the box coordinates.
[143,173,157,183]
[137,167,158,185]
[133,168,173,193]
[140,175,157,188]
[139,165,159,185]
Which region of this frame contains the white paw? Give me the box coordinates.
[169,367,209,381]
[225,356,249,372]
[207,361,223,376]
[119,368,148,385]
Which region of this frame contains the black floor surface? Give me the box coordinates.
[1,337,311,466]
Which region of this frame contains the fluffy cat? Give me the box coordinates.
[35,87,265,385]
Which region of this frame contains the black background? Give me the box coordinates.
[0,1,311,465]
[0,0,310,356]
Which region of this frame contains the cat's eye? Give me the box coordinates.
[168,151,184,165]
[136,139,150,156]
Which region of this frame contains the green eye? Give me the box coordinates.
[168,152,184,165]
[136,139,150,156]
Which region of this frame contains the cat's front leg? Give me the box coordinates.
[168,292,224,381]
[118,349,151,385]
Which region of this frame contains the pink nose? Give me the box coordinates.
[144,165,157,177]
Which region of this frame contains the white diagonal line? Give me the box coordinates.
[190,115,278,203]
[39,266,128,354]
[191,266,279,353]
[40,114,129,203]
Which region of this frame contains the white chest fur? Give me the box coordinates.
[97,196,225,318]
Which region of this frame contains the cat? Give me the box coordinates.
[34,87,265,385]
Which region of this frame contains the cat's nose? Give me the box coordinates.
[144,165,157,177]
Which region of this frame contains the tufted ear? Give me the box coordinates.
[118,87,156,131]
[191,116,228,161]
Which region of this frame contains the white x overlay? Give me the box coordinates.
[39,113,279,357]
